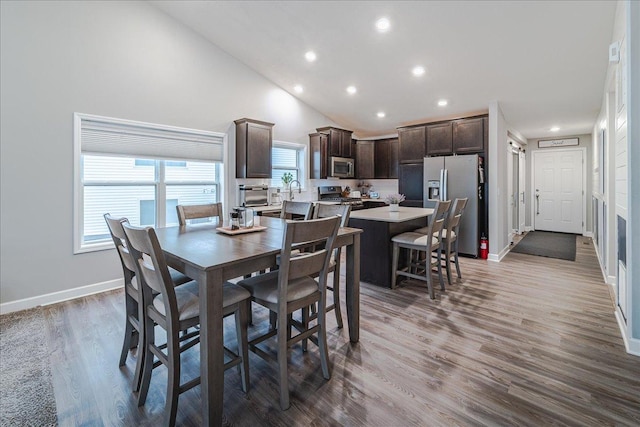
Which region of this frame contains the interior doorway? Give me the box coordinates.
[532,148,584,234]
[508,144,526,243]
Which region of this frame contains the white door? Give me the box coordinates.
[533,149,583,234]
[518,150,526,233]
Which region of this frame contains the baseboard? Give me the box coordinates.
[488,245,510,262]
[0,279,123,315]
[607,275,616,285]
[584,231,594,238]
[525,226,534,232]
[615,309,640,357]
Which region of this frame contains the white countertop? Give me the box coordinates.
[245,204,282,213]
[349,206,434,223]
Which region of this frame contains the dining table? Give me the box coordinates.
[153,215,362,426]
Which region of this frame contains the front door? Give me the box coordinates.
[533,149,584,234]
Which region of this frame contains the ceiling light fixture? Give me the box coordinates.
[305,51,317,62]
[346,86,357,95]
[293,85,303,94]
[375,17,390,32]
[437,99,448,107]
[550,126,560,132]
[377,111,386,118]
[412,66,425,76]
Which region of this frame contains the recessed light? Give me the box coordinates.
[346,86,357,95]
[550,126,560,132]
[305,51,317,62]
[437,99,448,107]
[293,85,303,94]
[375,17,390,32]
[377,111,386,118]
[412,66,426,76]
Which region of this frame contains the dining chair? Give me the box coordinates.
[122,222,251,427]
[279,200,313,220]
[237,215,341,410]
[415,198,468,286]
[176,202,223,226]
[310,203,352,328]
[103,213,191,392]
[390,200,451,299]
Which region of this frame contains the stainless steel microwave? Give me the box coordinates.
[330,156,354,178]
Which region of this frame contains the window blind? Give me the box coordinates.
[79,115,224,162]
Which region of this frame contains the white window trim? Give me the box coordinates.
[272,140,307,190]
[73,112,226,254]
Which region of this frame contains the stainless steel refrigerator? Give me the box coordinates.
[423,154,487,257]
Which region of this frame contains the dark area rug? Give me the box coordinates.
[0,307,57,426]
[510,231,577,261]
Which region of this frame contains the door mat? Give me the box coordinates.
[0,308,57,426]
[510,231,577,261]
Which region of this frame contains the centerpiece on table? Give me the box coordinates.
[384,194,405,212]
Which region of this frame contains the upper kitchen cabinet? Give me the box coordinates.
[235,118,274,178]
[316,126,353,158]
[426,122,453,156]
[309,132,328,179]
[398,126,426,163]
[452,116,485,153]
[355,140,374,179]
[374,138,399,179]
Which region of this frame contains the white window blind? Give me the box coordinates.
[79,115,224,162]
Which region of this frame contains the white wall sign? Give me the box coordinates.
[538,138,579,148]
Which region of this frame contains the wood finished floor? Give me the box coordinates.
[44,235,639,426]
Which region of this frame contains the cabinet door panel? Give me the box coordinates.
[341,132,353,158]
[426,122,452,156]
[356,141,374,179]
[398,162,424,205]
[398,126,426,162]
[246,124,272,177]
[389,138,399,178]
[374,139,390,178]
[329,129,342,156]
[453,117,484,153]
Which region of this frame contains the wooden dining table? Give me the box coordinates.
[153,215,362,426]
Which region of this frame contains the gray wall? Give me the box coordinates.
[0,1,332,304]
[524,134,593,232]
[488,101,510,259]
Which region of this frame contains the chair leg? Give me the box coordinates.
[269,310,277,330]
[425,255,435,299]
[120,295,137,367]
[301,306,309,352]
[137,318,155,407]
[165,330,181,427]
[444,244,453,287]
[235,301,250,393]
[435,250,445,291]
[277,310,290,410]
[317,301,331,381]
[132,325,145,393]
[453,240,462,279]
[332,265,343,329]
[391,243,399,289]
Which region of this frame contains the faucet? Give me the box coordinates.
[288,180,302,200]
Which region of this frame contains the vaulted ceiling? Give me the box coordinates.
[152,1,616,139]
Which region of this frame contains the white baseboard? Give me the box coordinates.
[584,231,594,238]
[0,279,123,315]
[607,275,616,286]
[488,245,510,262]
[525,226,534,232]
[615,309,640,357]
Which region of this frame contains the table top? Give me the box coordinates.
[154,216,361,271]
[349,206,435,223]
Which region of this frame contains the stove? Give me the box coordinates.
[317,186,364,208]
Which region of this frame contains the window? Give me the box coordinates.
[271,142,305,188]
[74,113,224,253]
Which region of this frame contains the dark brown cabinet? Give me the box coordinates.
[310,126,353,179]
[355,140,374,179]
[426,122,453,156]
[398,162,424,207]
[398,126,426,163]
[374,138,399,179]
[316,126,353,158]
[452,117,485,153]
[235,118,274,178]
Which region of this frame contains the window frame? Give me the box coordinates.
[271,140,307,189]
[74,113,225,254]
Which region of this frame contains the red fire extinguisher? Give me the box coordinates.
[480,234,489,259]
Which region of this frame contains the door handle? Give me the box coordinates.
[535,191,540,215]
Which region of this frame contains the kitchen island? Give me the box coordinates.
[348,206,434,287]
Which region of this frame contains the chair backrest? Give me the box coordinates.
[447,198,468,235]
[176,203,223,226]
[122,223,180,322]
[313,203,351,227]
[428,200,452,243]
[277,216,341,294]
[280,200,313,220]
[104,213,137,281]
